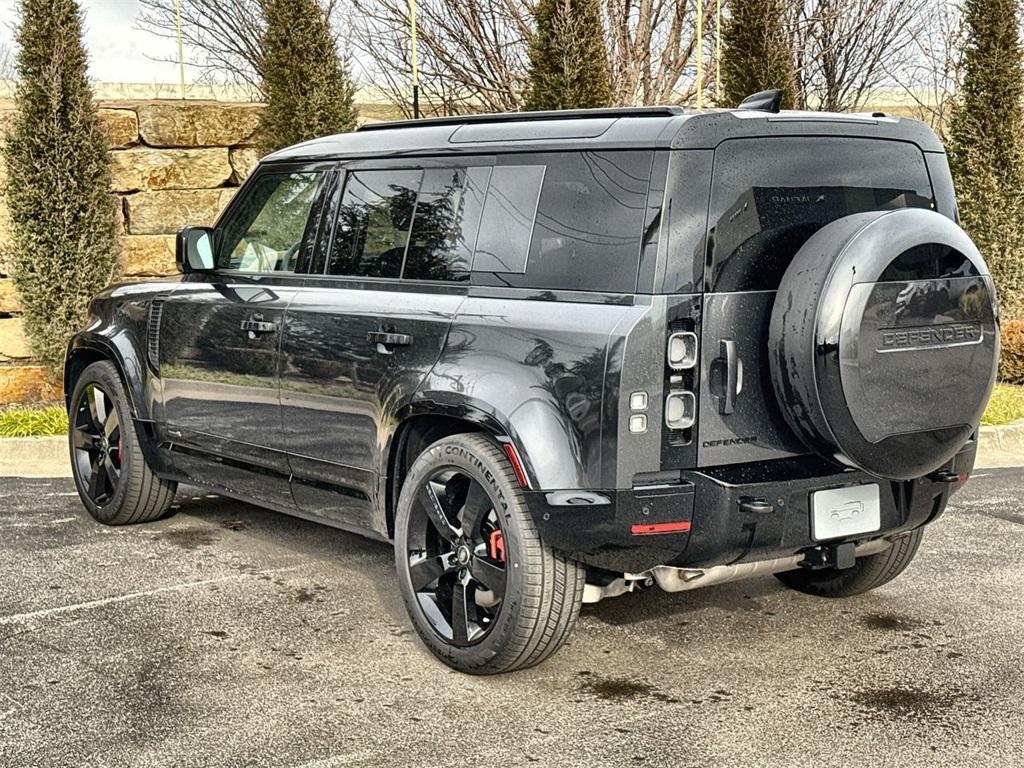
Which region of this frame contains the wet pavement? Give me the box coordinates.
[1,469,1022,767]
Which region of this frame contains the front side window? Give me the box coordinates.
[327,169,422,278]
[218,171,323,273]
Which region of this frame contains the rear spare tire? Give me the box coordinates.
[769,208,998,480]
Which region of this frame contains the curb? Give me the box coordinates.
[0,424,1021,478]
[975,420,1024,469]
[0,435,71,478]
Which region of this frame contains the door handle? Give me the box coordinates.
[717,339,742,415]
[240,319,278,334]
[367,331,412,347]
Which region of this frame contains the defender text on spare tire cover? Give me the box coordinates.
[769,207,998,480]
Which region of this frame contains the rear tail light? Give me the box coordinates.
[667,332,698,370]
[665,391,696,430]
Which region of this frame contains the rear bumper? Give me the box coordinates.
[526,440,977,573]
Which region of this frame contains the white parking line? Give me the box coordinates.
[0,566,299,626]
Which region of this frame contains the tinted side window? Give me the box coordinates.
[473,151,653,293]
[218,171,323,272]
[404,166,491,281]
[474,165,545,274]
[707,138,935,292]
[328,169,422,278]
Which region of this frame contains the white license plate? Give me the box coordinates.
[811,484,881,541]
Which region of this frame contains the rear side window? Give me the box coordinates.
[328,169,422,278]
[404,167,490,281]
[473,151,654,293]
[705,137,934,292]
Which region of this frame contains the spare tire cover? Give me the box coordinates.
[769,208,998,481]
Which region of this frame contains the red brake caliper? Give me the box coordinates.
[488,530,506,562]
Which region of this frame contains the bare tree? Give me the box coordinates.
[0,40,15,81]
[603,0,715,106]
[890,0,965,132]
[136,0,348,93]
[790,0,926,112]
[350,0,533,116]
[352,0,715,115]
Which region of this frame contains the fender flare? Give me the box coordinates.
[387,389,590,491]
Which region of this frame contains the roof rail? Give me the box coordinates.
[357,106,686,132]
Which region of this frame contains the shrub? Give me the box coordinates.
[525,0,613,111]
[1000,318,1024,385]
[981,384,1024,426]
[720,0,797,109]
[2,0,119,373]
[257,0,358,154]
[0,405,68,437]
[947,0,1024,319]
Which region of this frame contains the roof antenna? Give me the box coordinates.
[737,89,784,113]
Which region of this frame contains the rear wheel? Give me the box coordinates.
[394,433,584,674]
[775,530,924,598]
[69,361,177,525]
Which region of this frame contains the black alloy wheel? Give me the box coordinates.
[72,383,122,505]
[406,468,508,646]
[394,433,585,674]
[68,360,177,526]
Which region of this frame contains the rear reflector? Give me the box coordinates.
[502,442,530,488]
[630,521,692,536]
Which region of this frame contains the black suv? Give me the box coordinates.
[65,104,999,674]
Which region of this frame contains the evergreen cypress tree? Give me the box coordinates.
[2,0,119,372]
[257,0,358,154]
[720,0,797,109]
[525,0,613,110]
[947,0,1024,319]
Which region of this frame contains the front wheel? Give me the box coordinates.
[394,433,585,674]
[69,361,177,525]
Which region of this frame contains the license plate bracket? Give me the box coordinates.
[811,484,881,541]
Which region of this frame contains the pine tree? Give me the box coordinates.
[947,0,1024,319]
[525,0,613,111]
[257,0,358,154]
[720,0,797,109]
[2,0,119,372]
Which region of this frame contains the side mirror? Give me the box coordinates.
[176,227,215,273]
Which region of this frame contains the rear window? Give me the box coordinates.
[705,137,935,292]
[472,151,654,293]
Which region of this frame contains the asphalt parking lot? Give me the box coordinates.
[2,470,1023,768]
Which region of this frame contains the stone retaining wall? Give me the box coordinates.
[0,100,264,405]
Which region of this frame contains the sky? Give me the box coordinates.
[0,0,204,84]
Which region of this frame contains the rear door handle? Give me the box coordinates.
[240,319,278,334]
[367,331,412,346]
[718,339,742,415]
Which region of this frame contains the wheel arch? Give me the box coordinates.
[65,336,170,476]
[384,407,509,539]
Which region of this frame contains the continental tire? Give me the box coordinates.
[394,433,585,674]
[69,361,177,526]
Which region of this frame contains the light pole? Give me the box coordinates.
[716,0,721,100]
[409,0,420,118]
[696,0,703,108]
[174,0,186,99]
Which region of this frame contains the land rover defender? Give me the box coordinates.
[65,101,998,674]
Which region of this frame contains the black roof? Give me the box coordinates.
[264,108,945,164]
